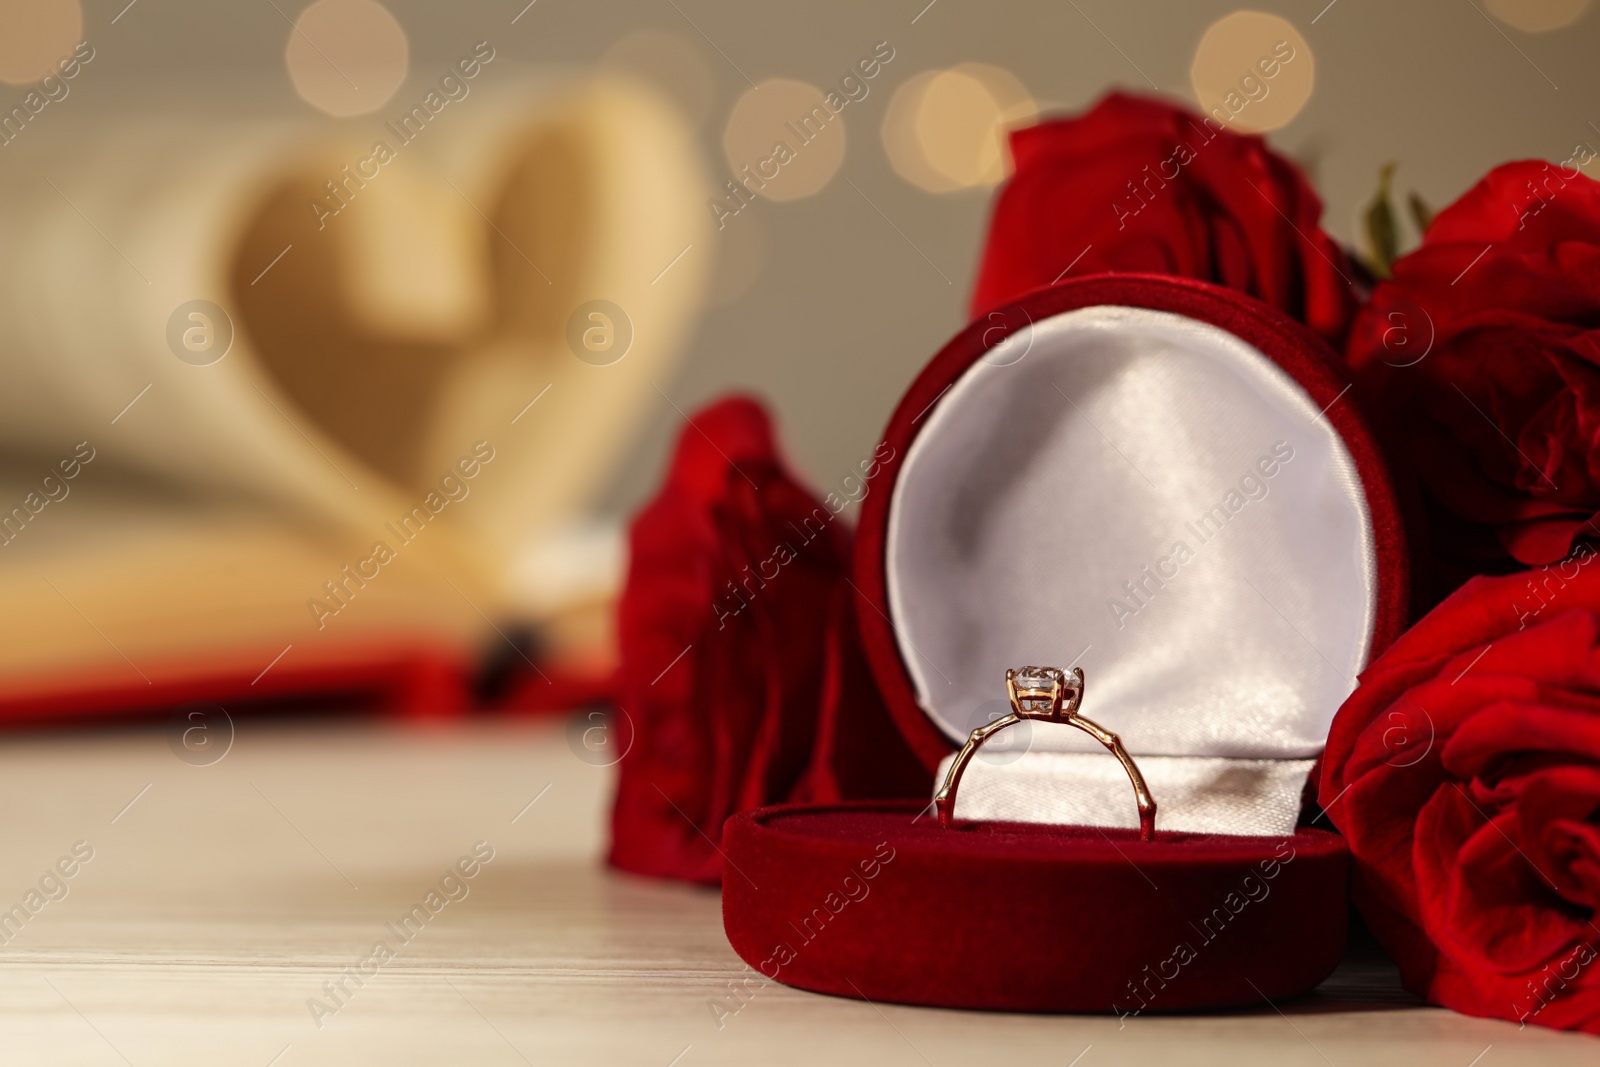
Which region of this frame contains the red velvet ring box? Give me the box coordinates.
[722,274,1409,1013]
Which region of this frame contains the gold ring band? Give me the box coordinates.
[934,666,1158,840]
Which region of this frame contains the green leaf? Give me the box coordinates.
[1362,162,1399,279]
[1407,192,1435,237]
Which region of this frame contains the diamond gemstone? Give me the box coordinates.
[1015,666,1063,691]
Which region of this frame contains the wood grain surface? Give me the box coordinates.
[0,716,1591,1065]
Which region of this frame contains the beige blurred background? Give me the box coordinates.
[7,0,1599,526]
[4,6,1600,1061]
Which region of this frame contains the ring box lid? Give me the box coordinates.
[852,274,1410,836]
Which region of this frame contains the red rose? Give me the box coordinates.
[1321,554,1600,1032]
[1347,159,1600,591]
[609,397,924,885]
[971,92,1356,345]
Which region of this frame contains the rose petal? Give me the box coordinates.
[972,91,1354,344]
[609,397,905,884]
[1415,784,1586,972]
[1348,161,1600,596]
[1323,565,1600,1032]
[1517,766,1600,907]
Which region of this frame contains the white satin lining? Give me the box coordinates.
[935,751,1317,836]
[887,305,1376,834]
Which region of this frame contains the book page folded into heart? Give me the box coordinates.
[0,73,708,722]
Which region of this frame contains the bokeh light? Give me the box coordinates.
[1484,0,1591,32]
[285,0,409,118]
[882,70,946,192]
[0,0,82,86]
[1190,11,1314,134]
[600,28,714,127]
[883,63,1036,193]
[722,78,846,203]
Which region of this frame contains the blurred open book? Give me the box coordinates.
[0,72,707,723]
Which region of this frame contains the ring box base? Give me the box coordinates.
[723,800,1348,1013]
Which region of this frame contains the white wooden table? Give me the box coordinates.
[0,716,1591,1065]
